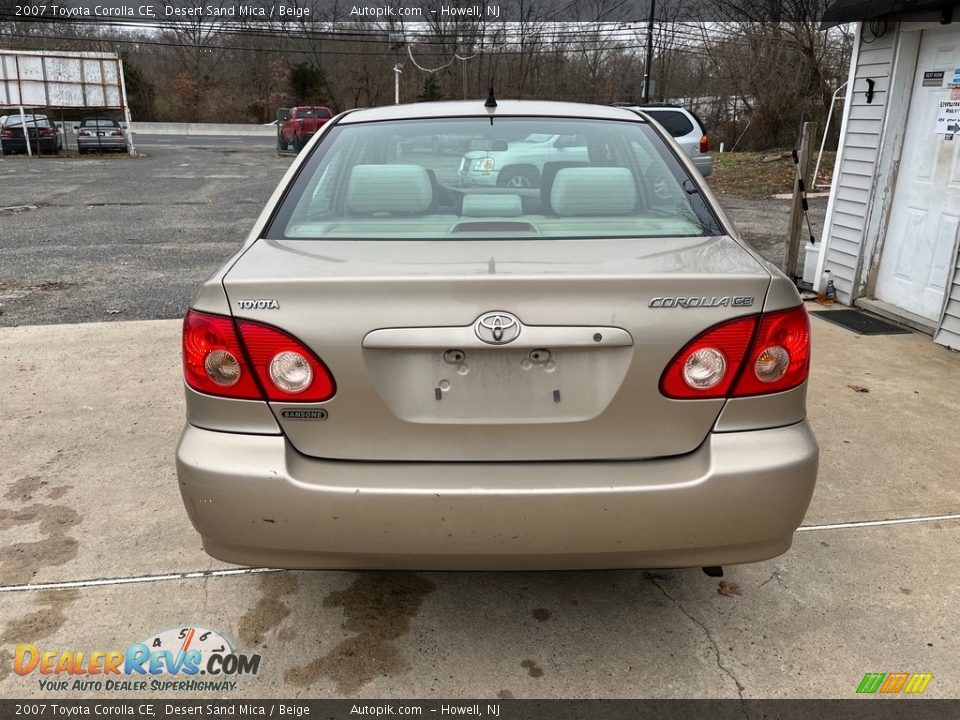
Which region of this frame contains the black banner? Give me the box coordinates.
[0,0,933,24]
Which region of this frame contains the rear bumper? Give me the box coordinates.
[2,137,57,153]
[77,137,127,150]
[176,422,818,570]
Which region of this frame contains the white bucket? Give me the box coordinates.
[802,243,821,285]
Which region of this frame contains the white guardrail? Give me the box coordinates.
[129,122,275,137]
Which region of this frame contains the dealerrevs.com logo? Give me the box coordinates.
[13,626,261,693]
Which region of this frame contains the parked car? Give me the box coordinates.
[0,114,59,155]
[76,117,128,154]
[177,100,817,571]
[277,105,334,152]
[625,104,713,177]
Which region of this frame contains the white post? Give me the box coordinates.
[394,64,402,105]
[812,81,847,190]
[18,106,32,157]
[117,56,136,156]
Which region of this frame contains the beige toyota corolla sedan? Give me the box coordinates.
[176,100,818,571]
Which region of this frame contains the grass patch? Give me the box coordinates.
[707,151,835,199]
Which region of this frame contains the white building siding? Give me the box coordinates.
[820,21,960,350]
[821,26,897,303]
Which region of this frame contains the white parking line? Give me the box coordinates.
[795,512,960,532]
[0,512,957,594]
[0,567,281,593]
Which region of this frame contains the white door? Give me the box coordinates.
[875,26,960,321]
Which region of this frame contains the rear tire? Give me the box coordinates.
[293,135,305,152]
[277,135,288,151]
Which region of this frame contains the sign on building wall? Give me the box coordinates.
[935,99,960,134]
[0,50,124,108]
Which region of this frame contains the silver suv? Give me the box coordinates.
[459,132,587,188]
[626,105,712,177]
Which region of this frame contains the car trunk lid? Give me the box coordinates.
[223,236,771,461]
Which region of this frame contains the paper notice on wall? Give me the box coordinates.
[936,99,960,133]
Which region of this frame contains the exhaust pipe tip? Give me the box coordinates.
[702,566,724,578]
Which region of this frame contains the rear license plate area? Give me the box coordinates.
[363,346,632,424]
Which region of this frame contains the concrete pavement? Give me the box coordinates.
[0,313,958,698]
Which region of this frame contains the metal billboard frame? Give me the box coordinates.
[0,50,135,156]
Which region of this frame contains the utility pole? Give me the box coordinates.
[642,0,655,103]
[388,28,405,106]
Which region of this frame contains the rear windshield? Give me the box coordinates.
[297,108,331,119]
[4,116,50,128]
[266,117,720,241]
[645,110,695,138]
[82,119,119,128]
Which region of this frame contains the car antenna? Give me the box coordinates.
[485,84,497,125]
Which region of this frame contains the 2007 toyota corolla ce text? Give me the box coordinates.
[175,100,818,571]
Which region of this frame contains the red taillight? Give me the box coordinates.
[237,320,336,402]
[78,130,91,137]
[660,316,758,399]
[732,306,810,396]
[182,309,336,402]
[699,134,709,153]
[660,306,810,399]
[39,128,53,137]
[110,130,123,137]
[1,129,12,137]
[183,310,262,399]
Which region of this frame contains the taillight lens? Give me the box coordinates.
[700,134,709,153]
[111,130,123,136]
[182,310,336,402]
[1,129,12,137]
[183,310,261,399]
[237,320,336,402]
[660,306,810,399]
[660,316,758,399]
[79,130,91,137]
[732,306,810,396]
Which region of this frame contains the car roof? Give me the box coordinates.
[626,105,688,113]
[339,100,646,124]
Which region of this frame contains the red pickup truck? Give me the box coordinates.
[277,106,334,151]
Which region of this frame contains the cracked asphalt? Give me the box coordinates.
[1,143,958,700]
[0,145,288,327]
